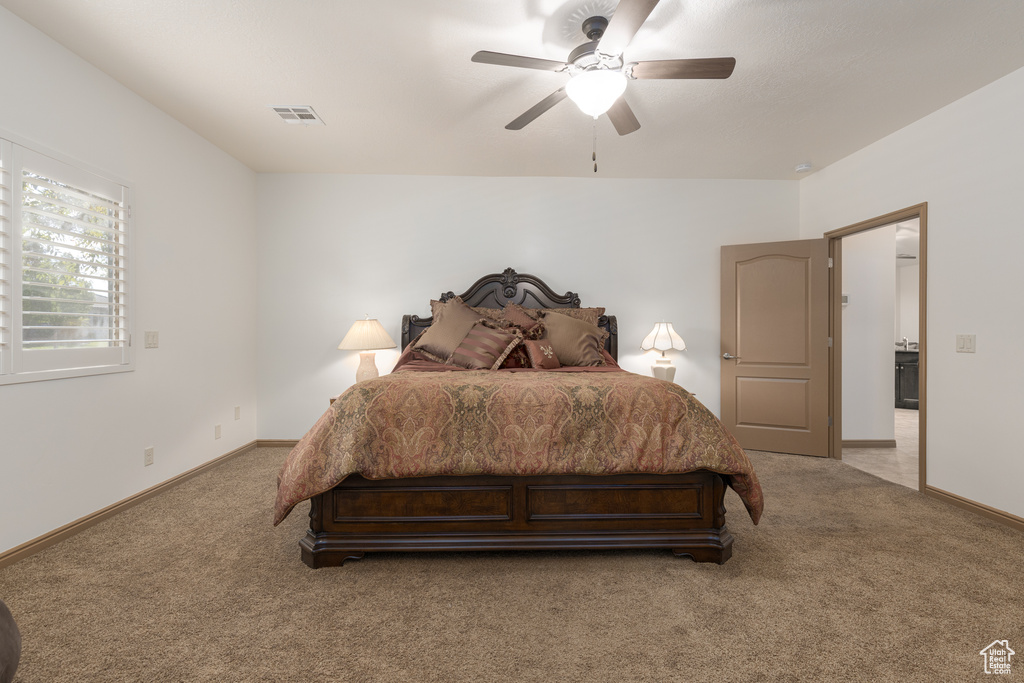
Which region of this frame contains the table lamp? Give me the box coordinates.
[338,316,396,383]
[640,322,686,382]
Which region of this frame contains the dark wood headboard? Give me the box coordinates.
[401,268,618,360]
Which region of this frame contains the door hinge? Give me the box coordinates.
[828,257,833,268]
[828,416,833,427]
[828,337,833,347]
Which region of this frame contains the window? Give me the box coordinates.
[0,137,132,384]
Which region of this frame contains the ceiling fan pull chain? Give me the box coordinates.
[593,118,598,173]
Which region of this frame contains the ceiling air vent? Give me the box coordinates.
[269,105,325,125]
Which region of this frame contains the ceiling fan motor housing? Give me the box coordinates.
[581,16,608,40]
[568,40,601,67]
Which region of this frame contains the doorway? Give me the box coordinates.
[826,204,927,491]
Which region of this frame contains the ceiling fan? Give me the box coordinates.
[472,0,736,135]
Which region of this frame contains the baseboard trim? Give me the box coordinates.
[842,439,898,449]
[257,439,300,448]
[0,440,258,570]
[925,485,1024,533]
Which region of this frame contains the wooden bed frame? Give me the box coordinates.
[300,268,734,567]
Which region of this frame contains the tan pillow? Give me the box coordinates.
[539,307,605,327]
[541,311,608,367]
[450,321,522,370]
[524,339,560,369]
[414,297,482,361]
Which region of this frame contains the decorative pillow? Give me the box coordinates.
[429,300,504,325]
[524,340,560,369]
[473,307,505,324]
[541,310,609,367]
[449,321,523,370]
[500,345,530,369]
[539,307,605,327]
[501,303,544,340]
[428,302,604,328]
[413,297,482,362]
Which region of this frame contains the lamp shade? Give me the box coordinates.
[640,322,686,353]
[338,318,396,351]
[566,69,628,118]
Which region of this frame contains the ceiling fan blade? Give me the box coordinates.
[505,88,568,130]
[629,57,736,80]
[607,97,641,136]
[597,0,660,56]
[472,51,567,72]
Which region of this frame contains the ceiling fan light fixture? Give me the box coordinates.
[566,69,627,118]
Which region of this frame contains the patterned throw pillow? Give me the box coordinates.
[501,303,544,340]
[500,345,530,369]
[472,307,506,324]
[413,297,482,362]
[541,310,608,367]
[429,300,504,325]
[428,301,603,329]
[539,307,605,327]
[524,340,560,369]
[449,321,523,370]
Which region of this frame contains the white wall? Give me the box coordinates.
[841,225,896,441]
[800,65,1024,519]
[897,264,920,342]
[0,9,258,554]
[256,175,799,438]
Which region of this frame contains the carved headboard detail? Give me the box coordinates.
[401,267,618,360]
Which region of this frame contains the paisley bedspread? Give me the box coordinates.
[274,369,763,525]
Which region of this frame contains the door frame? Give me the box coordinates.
[824,203,927,491]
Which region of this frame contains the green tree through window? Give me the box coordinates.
[21,172,124,350]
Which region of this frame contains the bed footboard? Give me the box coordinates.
[300,470,733,567]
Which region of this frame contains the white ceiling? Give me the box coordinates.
[4,0,1024,179]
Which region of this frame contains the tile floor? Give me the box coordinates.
[842,408,919,489]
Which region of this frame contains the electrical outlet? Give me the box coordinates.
[144,331,159,349]
[144,447,154,466]
[214,424,222,440]
[234,406,241,421]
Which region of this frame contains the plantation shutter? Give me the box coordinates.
[0,140,11,372]
[9,145,131,377]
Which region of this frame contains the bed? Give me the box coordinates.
[275,268,762,567]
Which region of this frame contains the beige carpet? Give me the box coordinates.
[1,447,1021,682]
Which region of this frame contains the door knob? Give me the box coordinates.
[722,353,741,360]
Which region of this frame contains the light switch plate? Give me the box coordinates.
[956,334,976,353]
[144,331,159,349]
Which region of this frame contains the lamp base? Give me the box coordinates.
[651,357,676,383]
[355,352,379,383]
